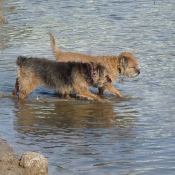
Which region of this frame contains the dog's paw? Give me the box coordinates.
[117,93,123,98]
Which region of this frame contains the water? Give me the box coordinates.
[0,0,175,174]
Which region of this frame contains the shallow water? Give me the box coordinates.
[0,0,175,174]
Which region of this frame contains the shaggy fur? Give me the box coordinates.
[49,32,140,97]
[12,56,112,102]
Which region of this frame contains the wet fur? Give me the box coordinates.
[13,56,112,102]
[49,32,140,97]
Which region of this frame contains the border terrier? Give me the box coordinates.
[12,56,112,102]
[49,32,140,97]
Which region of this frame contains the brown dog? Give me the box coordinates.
[12,56,112,102]
[49,33,140,97]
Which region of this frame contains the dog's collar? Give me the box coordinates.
[89,62,95,84]
[117,64,121,74]
[117,57,121,74]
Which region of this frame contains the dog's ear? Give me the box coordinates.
[99,66,105,77]
[92,63,105,77]
[120,56,128,69]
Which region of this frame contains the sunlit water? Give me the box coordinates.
[0,0,175,174]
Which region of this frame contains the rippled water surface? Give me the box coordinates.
[0,0,175,174]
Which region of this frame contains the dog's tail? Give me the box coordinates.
[16,56,27,67]
[49,32,61,59]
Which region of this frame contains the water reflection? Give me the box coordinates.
[14,98,137,134]
[12,98,138,174]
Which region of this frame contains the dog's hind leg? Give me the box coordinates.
[19,90,29,99]
[19,83,37,99]
[19,84,36,99]
[12,78,19,96]
[18,75,39,99]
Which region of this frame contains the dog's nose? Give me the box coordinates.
[138,69,140,74]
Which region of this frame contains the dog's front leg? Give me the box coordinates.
[98,87,105,95]
[63,92,70,99]
[12,78,19,96]
[100,84,123,97]
[77,89,104,103]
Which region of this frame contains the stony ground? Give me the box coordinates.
[0,139,27,175]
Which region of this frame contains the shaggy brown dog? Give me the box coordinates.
[12,56,112,102]
[49,32,140,97]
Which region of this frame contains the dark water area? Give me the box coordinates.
[0,0,175,174]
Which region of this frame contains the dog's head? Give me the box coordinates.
[90,63,112,88]
[117,52,140,78]
[94,75,112,88]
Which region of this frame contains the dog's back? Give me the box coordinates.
[49,32,109,63]
[16,56,106,89]
[49,32,118,79]
[16,56,80,88]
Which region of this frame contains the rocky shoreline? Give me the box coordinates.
[0,139,48,175]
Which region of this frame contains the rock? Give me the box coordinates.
[0,139,17,163]
[0,139,27,175]
[19,151,48,175]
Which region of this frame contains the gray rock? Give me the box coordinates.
[20,151,48,175]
